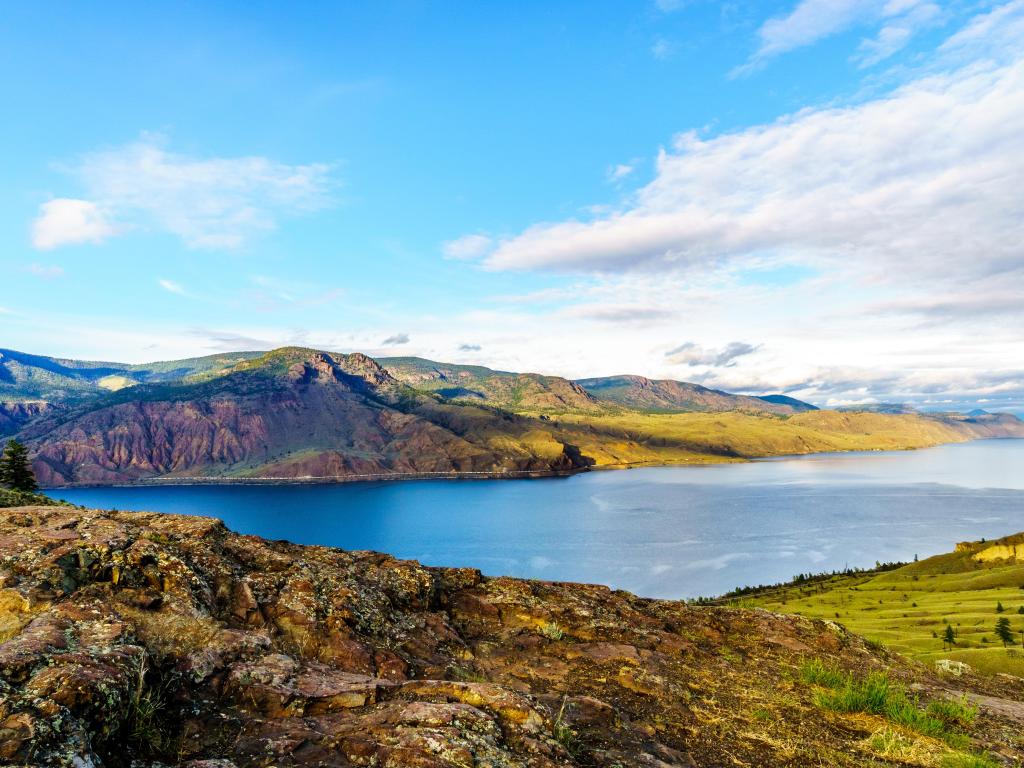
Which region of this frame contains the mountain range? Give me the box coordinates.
[2,346,1021,486]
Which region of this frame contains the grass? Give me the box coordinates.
[540,621,566,641]
[551,409,976,468]
[940,754,1001,768]
[799,661,972,746]
[746,533,1024,677]
[552,696,580,757]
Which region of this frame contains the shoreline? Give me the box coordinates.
[42,436,1022,490]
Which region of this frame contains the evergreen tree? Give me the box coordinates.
[997,601,1005,613]
[942,624,956,650]
[995,617,1014,648]
[0,439,38,492]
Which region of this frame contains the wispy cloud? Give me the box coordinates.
[26,263,65,279]
[459,343,482,351]
[736,0,941,74]
[442,233,493,260]
[381,332,410,345]
[563,304,676,324]
[158,278,188,296]
[34,136,333,250]
[666,341,760,367]
[651,37,676,61]
[607,163,636,183]
[854,2,941,68]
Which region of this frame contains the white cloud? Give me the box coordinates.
[35,137,332,250]
[755,0,884,59]
[31,198,115,250]
[666,341,760,367]
[381,332,410,345]
[158,278,187,295]
[442,233,494,260]
[608,163,636,183]
[738,0,940,71]
[483,50,1024,287]
[855,2,940,67]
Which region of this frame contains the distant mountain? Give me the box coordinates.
[756,394,819,411]
[20,348,589,486]
[0,347,262,403]
[575,375,817,414]
[5,346,1023,487]
[3,347,814,417]
[380,357,603,413]
[836,402,917,414]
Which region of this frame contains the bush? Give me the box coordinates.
[926,696,978,729]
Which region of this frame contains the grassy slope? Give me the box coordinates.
[0,488,70,508]
[741,533,1024,677]
[550,409,975,467]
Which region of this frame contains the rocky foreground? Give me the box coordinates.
[1,506,1023,767]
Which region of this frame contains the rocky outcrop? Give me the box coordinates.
[1,504,1022,766]
[0,401,54,437]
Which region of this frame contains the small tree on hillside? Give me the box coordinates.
[942,624,956,650]
[995,617,1014,648]
[0,439,38,492]
[997,601,1005,613]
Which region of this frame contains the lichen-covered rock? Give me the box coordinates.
[0,504,1022,767]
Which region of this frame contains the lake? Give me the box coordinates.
[50,439,1024,600]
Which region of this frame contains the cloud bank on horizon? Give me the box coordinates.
[4,0,1023,414]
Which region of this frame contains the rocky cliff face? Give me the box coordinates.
[20,350,588,486]
[1,504,1022,767]
[0,400,54,437]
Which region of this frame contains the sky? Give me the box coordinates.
[2,0,1022,412]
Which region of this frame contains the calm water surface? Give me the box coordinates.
[51,439,1024,600]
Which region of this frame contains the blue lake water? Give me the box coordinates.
[50,439,1024,600]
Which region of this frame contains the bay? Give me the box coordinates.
[50,439,1024,599]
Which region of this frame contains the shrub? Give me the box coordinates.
[540,621,566,641]
[926,696,978,729]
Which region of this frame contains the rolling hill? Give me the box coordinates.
[576,374,818,414]
[737,531,1024,678]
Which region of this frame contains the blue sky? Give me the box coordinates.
[2,1,1023,412]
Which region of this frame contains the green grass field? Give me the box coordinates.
[742,533,1024,677]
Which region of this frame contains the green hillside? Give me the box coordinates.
[0,347,263,402]
[738,532,1024,677]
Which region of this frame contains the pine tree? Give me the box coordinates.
[995,617,1014,648]
[997,601,1005,613]
[942,624,956,650]
[0,439,38,493]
